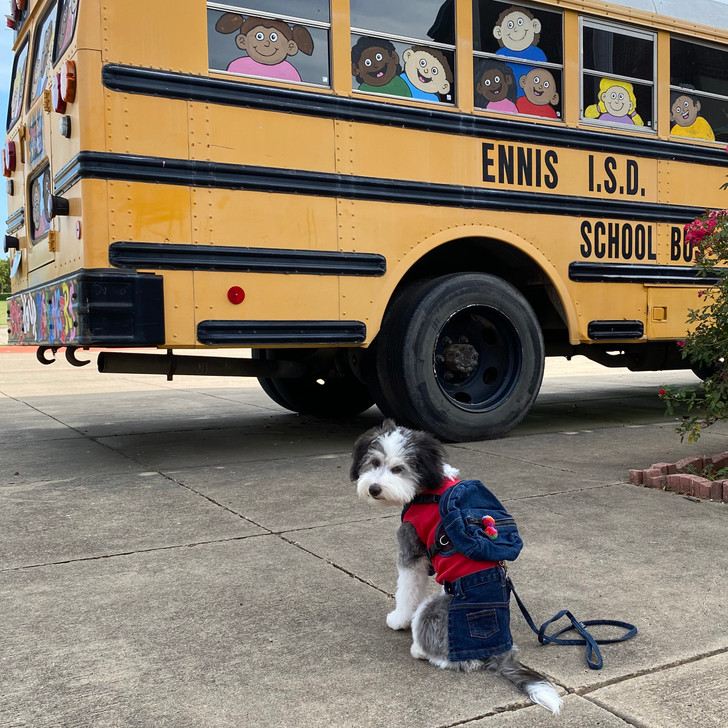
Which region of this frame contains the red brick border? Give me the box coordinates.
[629,453,728,502]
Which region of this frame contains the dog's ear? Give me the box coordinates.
[350,427,377,481]
[410,430,447,491]
[380,418,397,433]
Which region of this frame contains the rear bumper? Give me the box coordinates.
[6,269,165,346]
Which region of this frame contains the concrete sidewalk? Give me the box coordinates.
[1,349,726,727]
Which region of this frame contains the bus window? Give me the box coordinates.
[670,38,728,143]
[350,0,455,103]
[7,36,29,130]
[581,19,655,130]
[473,1,563,119]
[54,0,80,62]
[28,165,52,243]
[207,2,331,87]
[28,4,57,109]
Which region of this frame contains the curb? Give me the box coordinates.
[629,453,728,502]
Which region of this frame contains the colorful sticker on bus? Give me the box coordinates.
[7,279,77,345]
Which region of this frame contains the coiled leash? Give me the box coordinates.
[507,575,638,670]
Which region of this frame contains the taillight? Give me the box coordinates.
[52,61,76,113]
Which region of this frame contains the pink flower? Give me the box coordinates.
[677,341,685,348]
[659,388,666,396]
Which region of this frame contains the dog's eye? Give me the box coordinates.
[391,465,404,474]
[371,458,381,468]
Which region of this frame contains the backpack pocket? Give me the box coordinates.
[439,480,523,562]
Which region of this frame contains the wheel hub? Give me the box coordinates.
[442,341,479,378]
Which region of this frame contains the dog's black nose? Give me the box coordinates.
[369,484,382,497]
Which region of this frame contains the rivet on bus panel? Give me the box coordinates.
[227,286,245,305]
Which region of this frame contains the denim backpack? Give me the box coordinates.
[427,480,523,563]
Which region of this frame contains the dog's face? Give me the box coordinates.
[350,420,447,507]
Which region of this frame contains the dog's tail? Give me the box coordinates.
[484,650,562,714]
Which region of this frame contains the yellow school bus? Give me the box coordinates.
[4,0,728,441]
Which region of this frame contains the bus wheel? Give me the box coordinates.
[373,273,545,442]
[691,358,724,381]
[252,348,374,417]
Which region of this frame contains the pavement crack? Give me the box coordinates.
[277,533,394,598]
[575,645,728,696]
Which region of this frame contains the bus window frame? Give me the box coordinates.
[669,34,728,144]
[53,0,80,64]
[207,2,332,89]
[472,0,565,121]
[26,1,58,112]
[579,16,657,134]
[6,34,30,131]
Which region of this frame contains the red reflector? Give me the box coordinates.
[2,142,16,177]
[227,286,245,304]
[51,74,66,113]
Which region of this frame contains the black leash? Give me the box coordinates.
[507,576,638,670]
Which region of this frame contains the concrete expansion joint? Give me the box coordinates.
[576,644,728,698]
[277,532,393,598]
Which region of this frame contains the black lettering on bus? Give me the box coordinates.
[535,148,542,188]
[635,224,646,260]
[648,226,656,260]
[594,221,606,258]
[498,144,514,185]
[544,150,558,189]
[482,142,495,183]
[670,226,682,261]
[517,146,532,187]
[626,159,639,196]
[608,223,619,258]
[622,224,633,259]
[588,154,595,192]
[604,157,618,194]
[580,221,592,257]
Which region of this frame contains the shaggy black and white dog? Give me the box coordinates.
[351,420,562,714]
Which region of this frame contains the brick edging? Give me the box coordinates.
[629,453,728,502]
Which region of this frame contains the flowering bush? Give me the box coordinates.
[660,209,728,442]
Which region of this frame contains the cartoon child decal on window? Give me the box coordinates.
[493,5,546,98]
[56,0,80,59]
[351,37,411,98]
[30,17,54,104]
[474,59,518,114]
[400,46,452,102]
[516,68,559,118]
[215,13,314,83]
[670,88,715,141]
[585,78,644,126]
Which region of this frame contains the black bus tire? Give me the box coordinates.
[252,348,374,417]
[373,273,545,442]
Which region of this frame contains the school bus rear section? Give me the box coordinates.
[4,0,728,441]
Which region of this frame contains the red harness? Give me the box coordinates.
[402,478,499,584]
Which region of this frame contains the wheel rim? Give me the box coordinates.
[433,305,522,412]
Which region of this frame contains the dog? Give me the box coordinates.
[351,420,562,714]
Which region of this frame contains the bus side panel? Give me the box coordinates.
[100,0,206,73]
[190,188,340,251]
[189,104,338,174]
[104,92,190,160]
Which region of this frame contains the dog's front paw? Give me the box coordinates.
[386,610,412,630]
